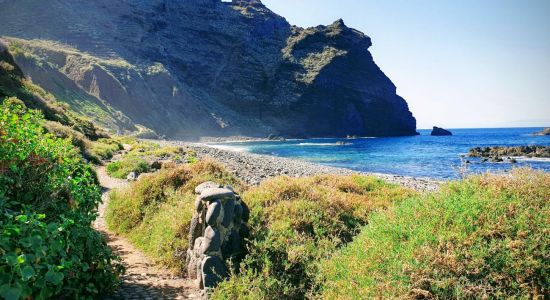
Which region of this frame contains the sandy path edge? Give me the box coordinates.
[94,166,200,300]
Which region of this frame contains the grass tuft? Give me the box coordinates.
[106,156,150,179]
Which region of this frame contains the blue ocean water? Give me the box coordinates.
[213,128,550,179]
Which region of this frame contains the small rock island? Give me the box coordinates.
[431,126,452,136]
[533,128,550,136]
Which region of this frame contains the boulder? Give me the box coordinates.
[239,223,250,240]
[221,229,242,259]
[201,256,228,289]
[431,126,452,136]
[469,145,550,159]
[188,213,202,250]
[199,187,235,202]
[194,197,203,212]
[234,204,243,224]
[241,200,250,222]
[201,226,221,254]
[126,171,137,181]
[187,250,198,278]
[188,181,249,295]
[195,181,221,194]
[221,198,236,227]
[205,200,222,227]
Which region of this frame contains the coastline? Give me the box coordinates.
[154,140,442,192]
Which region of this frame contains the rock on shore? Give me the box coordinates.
[533,128,550,136]
[469,145,550,162]
[156,140,440,192]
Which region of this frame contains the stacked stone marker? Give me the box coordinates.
[186,181,249,296]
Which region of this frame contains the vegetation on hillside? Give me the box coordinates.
[212,175,415,299]
[105,160,243,271]
[105,139,191,179]
[0,100,122,299]
[1,41,124,164]
[1,42,105,139]
[317,168,549,299]
[6,38,137,132]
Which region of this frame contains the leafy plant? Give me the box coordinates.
[0,99,123,299]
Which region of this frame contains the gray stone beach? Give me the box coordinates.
[155,140,441,192]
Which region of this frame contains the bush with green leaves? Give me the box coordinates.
[0,99,123,299]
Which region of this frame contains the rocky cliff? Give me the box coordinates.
[0,0,417,138]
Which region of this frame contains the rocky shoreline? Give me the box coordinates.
[154,140,441,192]
[469,145,550,162]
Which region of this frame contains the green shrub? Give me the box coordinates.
[0,100,123,299]
[212,175,414,299]
[105,160,243,271]
[317,169,549,299]
[89,138,123,162]
[106,157,150,179]
[43,121,122,164]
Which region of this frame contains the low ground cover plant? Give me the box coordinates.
[0,99,122,299]
[317,168,549,299]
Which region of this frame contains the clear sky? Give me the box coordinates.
[263,0,550,129]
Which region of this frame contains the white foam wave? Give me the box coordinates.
[298,142,350,146]
[512,156,550,163]
[207,144,250,152]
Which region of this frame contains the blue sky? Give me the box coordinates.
[263,0,550,129]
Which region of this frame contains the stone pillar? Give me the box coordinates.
[186,181,250,297]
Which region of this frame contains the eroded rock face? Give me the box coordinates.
[186,182,249,296]
[0,0,417,138]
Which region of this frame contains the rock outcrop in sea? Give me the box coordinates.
[0,0,417,138]
[469,146,550,160]
[431,126,452,136]
[533,128,550,136]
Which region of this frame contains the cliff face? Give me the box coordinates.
[0,0,417,138]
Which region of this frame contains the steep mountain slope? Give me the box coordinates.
[0,0,417,138]
[1,40,127,163]
[0,39,108,139]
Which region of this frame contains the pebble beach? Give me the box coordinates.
[155,140,441,192]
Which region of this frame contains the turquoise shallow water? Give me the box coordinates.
[213,128,550,179]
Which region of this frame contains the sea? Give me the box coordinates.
[211,127,550,179]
